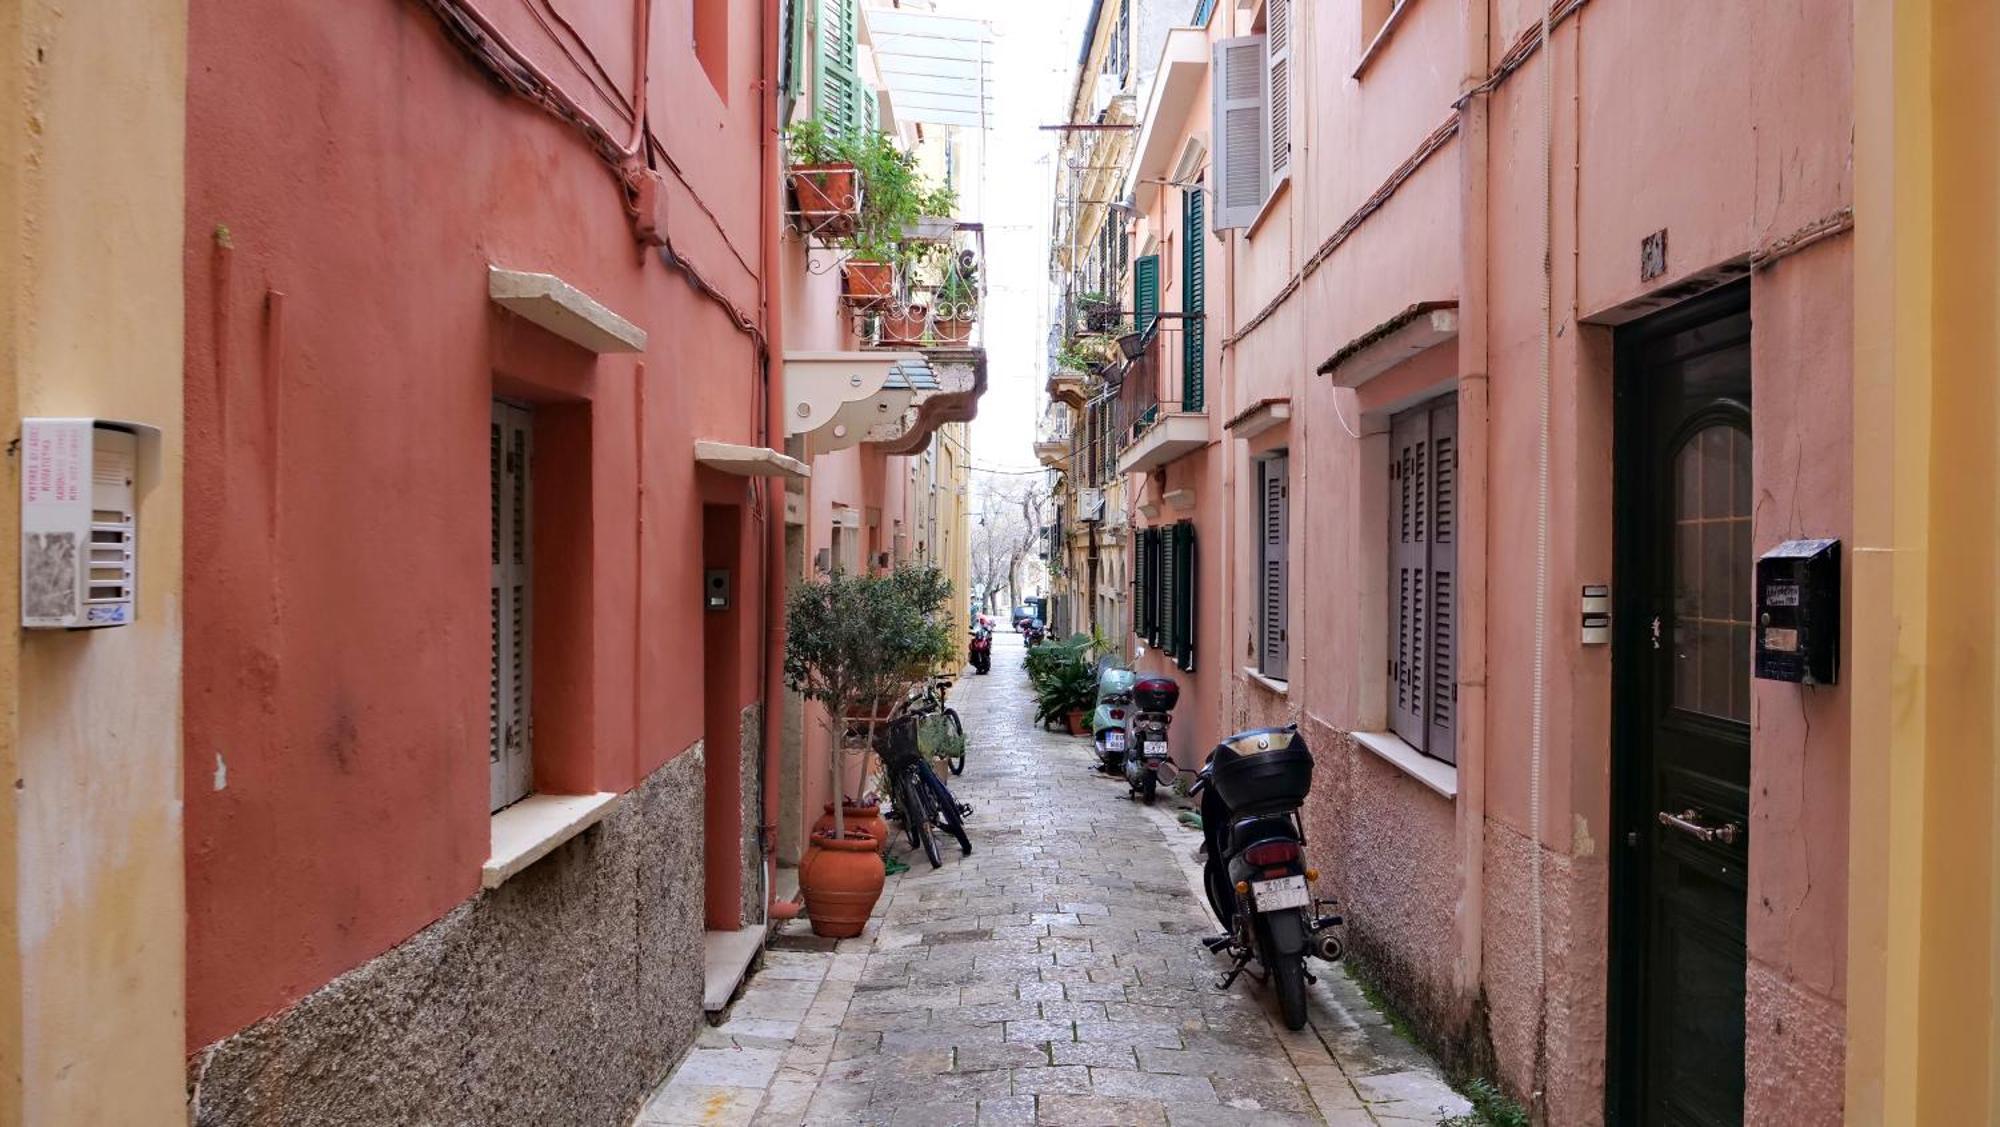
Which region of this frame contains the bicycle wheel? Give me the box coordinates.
[898,771,925,850]
[923,764,973,856]
[901,771,940,867]
[943,708,966,775]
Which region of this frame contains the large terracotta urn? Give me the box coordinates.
[800,829,886,938]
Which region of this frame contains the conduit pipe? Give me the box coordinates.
[1530,0,1555,1113]
[758,0,789,920]
[1452,0,1493,1016]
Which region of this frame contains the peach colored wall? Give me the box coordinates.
[182,0,773,1046]
[1113,0,1856,1121]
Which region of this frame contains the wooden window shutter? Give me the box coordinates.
[1160,523,1179,657]
[1135,254,1160,337]
[1175,521,1197,671]
[1389,407,1429,750]
[816,0,859,134]
[490,402,533,812]
[1210,37,1268,230]
[1260,455,1289,680]
[1266,0,1293,186]
[1182,187,1206,411]
[1427,399,1458,762]
[1144,528,1161,645]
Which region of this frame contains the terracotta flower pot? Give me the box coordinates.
[842,260,894,308]
[800,829,886,938]
[934,315,974,345]
[880,305,929,345]
[791,162,860,233]
[812,801,889,853]
[1066,708,1089,736]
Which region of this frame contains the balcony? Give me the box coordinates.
[861,223,986,352]
[1113,326,1207,476]
[1035,406,1074,468]
[1046,368,1089,408]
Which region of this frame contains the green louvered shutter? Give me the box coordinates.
[1174,521,1197,672]
[817,0,858,134]
[1135,254,1159,337]
[1160,523,1179,658]
[1182,187,1206,411]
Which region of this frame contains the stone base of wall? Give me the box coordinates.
[739,701,765,926]
[187,747,708,1127]
[1744,959,1845,1126]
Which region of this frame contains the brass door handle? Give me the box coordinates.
[1657,809,1741,845]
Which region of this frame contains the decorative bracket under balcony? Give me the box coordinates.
[785,350,924,456]
[1046,368,1089,408]
[869,348,988,456]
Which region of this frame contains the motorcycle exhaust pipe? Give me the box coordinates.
[1312,932,1345,963]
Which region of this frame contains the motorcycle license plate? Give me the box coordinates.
[1252,875,1309,911]
[1101,731,1126,751]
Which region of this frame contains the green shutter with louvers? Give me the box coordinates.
[1182,188,1206,412]
[816,0,859,134]
[1174,521,1197,672]
[1135,254,1159,337]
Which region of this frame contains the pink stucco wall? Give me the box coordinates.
[1110,0,1854,1120]
[182,0,774,1046]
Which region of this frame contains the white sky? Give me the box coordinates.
[935,0,1092,474]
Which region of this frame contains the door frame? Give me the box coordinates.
[1605,280,1752,1124]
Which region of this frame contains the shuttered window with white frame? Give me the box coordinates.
[1388,396,1458,763]
[491,401,534,811]
[1210,36,1268,231]
[1265,0,1292,187]
[1258,453,1290,681]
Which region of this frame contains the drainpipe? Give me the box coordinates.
[1452,0,1492,1021]
[759,0,789,920]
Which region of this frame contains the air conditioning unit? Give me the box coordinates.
[1079,488,1106,523]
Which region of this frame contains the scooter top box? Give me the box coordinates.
[1133,676,1179,712]
[1210,725,1313,815]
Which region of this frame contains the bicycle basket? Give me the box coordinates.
[874,714,926,770]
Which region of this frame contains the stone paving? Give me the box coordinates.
[638,632,1471,1126]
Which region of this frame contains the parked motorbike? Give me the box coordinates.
[967,625,992,675]
[1191,724,1344,1031]
[1090,665,1136,774]
[1021,619,1048,647]
[1121,675,1179,803]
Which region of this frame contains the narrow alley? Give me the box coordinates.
[640,631,1472,1126]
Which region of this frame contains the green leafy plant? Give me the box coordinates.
[784,118,848,167]
[846,130,954,258]
[1024,631,1102,727]
[1439,1079,1531,1127]
[934,252,980,320]
[784,563,955,832]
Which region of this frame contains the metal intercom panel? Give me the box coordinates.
[1754,538,1839,684]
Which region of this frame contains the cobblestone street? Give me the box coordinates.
[639,633,1470,1126]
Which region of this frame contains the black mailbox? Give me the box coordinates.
[1753,538,1839,685]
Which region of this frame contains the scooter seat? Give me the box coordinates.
[1229,813,1298,852]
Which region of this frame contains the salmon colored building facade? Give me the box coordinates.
[170,0,981,1121]
[1041,0,1993,1123]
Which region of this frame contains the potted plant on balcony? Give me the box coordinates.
[784,563,954,935]
[786,119,862,237]
[838,133,956,312]
[933,251,979,345]
[1078,291,1118,333]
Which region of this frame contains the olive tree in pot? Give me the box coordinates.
[784,564,954,935]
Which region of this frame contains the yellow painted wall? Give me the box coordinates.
[1848,0,1999,1121]
[0,1,188,1121]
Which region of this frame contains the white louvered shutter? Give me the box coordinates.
[1427,401,1458,762]
[491,402,534,811]
[1260,455,1289,680]
[1210,37,1268,231]
[1389,408,1428,750]
[1266,0,1292,187]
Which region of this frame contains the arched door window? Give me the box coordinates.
[1670,422,1753,722]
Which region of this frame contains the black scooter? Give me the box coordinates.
[1191,724,1344,1030]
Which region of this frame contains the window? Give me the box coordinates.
[491,402,534,811]
[1210,0,1290,230]
[1191,0,1218,26]
[1181,185,1206,411]
[1134,254,1160,337]
[1139,521,1197,671]
[1108,0,1131,82]
[1389,396,1458,763]
[815,0,863,134]
[1258,454,1289,680]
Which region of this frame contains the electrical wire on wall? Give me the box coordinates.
[1529,0,1555,1116]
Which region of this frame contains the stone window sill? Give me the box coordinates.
[1352,730,1458,800]
[1352,0,1416,80]
[1242,666,1290,696]
[1246,175,1291,240]
[484,791,623,889]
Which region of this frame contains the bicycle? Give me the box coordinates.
[875,710,972,868]
[901,674,966,776]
